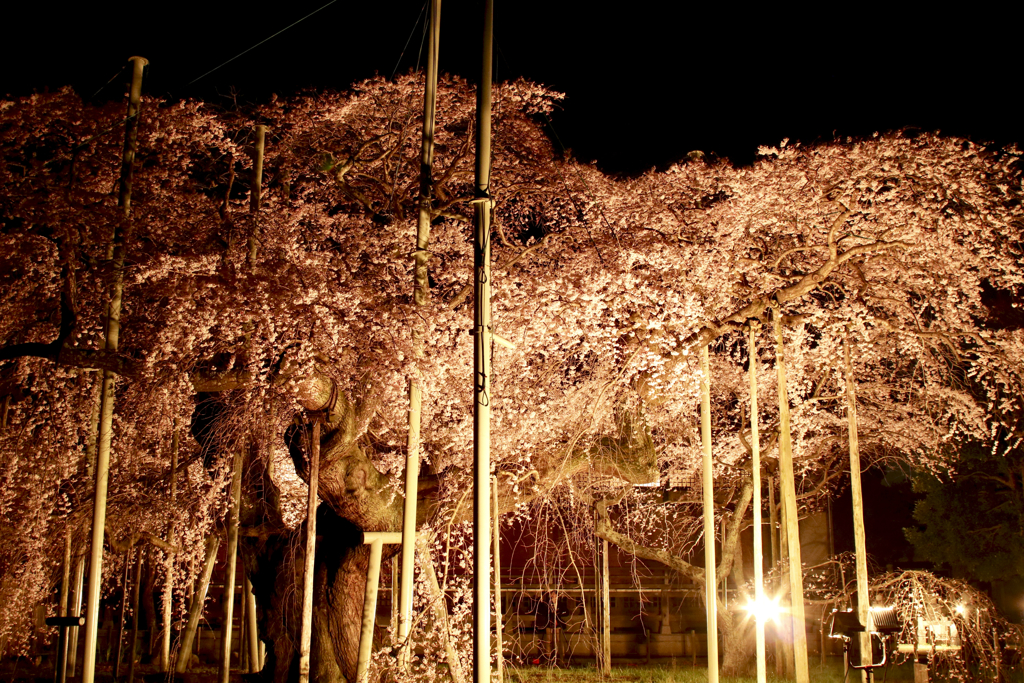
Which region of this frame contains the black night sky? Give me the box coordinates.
[3,1,1021,174]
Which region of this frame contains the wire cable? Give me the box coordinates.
[390,0,428,80]
[187,0,339,86]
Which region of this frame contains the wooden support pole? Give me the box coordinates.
[699,345,719,683]
[748,322,767,683]
[473,2,494,682]
[176,535,220,673]
[245,576,259,673]
[82,55,147,683]
[601,539,611,675]
[844,329,871,681]
[114,549,131,679]
[356,532,402,683]
[492,478,504,683]
[298,421,320,683]
[54,532,72,683]
[127,549,143,683]
[67,555,84,677]
[401,1,441,667]
[418,536,467,683]
[773,309,810,683]
[159,423,179,671]
[246,125,266,267]
[218,449,244,683]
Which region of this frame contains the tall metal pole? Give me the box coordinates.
[400,0,442,667]
[601,539,611,674]
[81,55,146,683]
[473,2,495,682]
[844,329,871,681]
[773,309,810,683]
[356,532,402,683]
[298,421,321,683]
[218,449,244,683]
[748,323,766,683]
[699,345,719,683]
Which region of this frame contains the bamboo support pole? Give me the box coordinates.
[176,535,221,673]
[699,345,719,683]
[218,449,244,683]
[356,532,402,683]
[81,55,146,683]
[55,532,72,683]
[601,539,611,674]
[844,329,871,680]
[67,555,84,676]
[298,421,320,683]
[492,478,504,683]
[748,323,767,683]
[400,1,442,668]
[114,550,131,679]
[418,537,467,683]
[127,549,143,683]
[773,309,810,683]
[246,125,266,267]
[473,2,494,682]
[245,576,259,672]
[159,424,179,671]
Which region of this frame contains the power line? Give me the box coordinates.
[187,0,339,86]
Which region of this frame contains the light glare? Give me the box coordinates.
[746,595,782,623]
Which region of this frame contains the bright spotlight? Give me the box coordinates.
[745,595,782,624]
[955,604,966,615]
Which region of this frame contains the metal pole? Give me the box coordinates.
[356,532,402,683]
[400,0,442,668]
[493,478,504,683]
[473,2,494,682]
[844,329,871,681]
[176,536,221,674]
[159,423,179,671]
[81,55,146,683]
[773,309,810,683]
[748,323,766,683]
[298,422,321,683]
[699,345,719,683]
[218,448,244,683]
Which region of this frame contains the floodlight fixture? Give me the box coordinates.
[745,595,782,624]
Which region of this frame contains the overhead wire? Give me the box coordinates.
[186,0,339,86]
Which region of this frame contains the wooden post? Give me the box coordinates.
[401,0,442,668]
[773,309,810,683]
[748,322,767,683]
[218,449,244,683]
[601,539,611,674]
[67,555,85,677]
[244,576,259,673]
[81,55,147,683]
[114,549,131,679]
[176,535,220,673]
[699,345,719,683]
[246,125,266,267]
[55,532,72,683]
[356,532,402,683]
[844,329,871,681]
[473,2,495,683]
[769,476,783,676]
[159,424,179,671]
[492,478,504,683]
[298,421,320,683]
[127,549,143,683]
[418,537,468,683]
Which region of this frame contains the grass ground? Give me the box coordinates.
[505,658,917,683]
